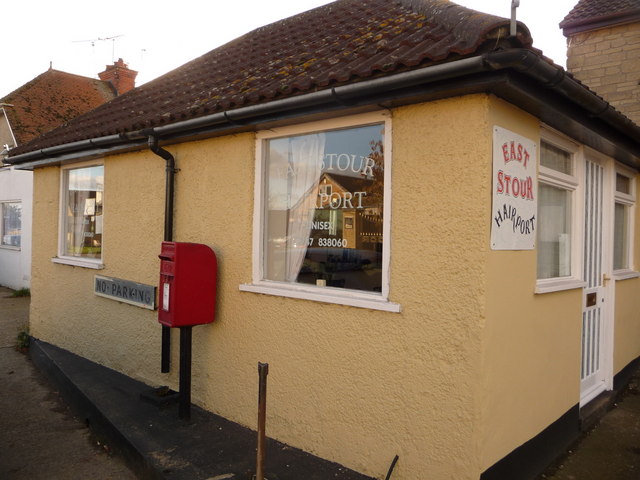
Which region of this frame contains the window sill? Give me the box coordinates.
[52,257,104,270]
[0,245,21,251]
[239,283,401,313]
[613,270,640,281]
[535,277,586,294]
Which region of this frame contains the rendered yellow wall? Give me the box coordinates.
[613,174,640,373]
[480,100,640,470]
[28,94,640,479]
[614,277,640,372]
[30,154,167,383]
[29,97,495,480]
[169,99,491,479]
[480,98,583,470]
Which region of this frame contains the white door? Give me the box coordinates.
[580,158,612,405]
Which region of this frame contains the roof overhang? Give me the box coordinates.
[7,49,640,171]
[562,9,640,36]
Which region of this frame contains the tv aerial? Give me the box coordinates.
[73,35,124,61]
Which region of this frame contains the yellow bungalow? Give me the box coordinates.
[7,1,640,479]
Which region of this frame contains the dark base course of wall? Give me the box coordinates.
[29,338,376,480]
[480,356,640,480]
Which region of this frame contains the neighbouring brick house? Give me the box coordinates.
[5,1,640,479]
[0,60,137,289]
[561,0,640,124]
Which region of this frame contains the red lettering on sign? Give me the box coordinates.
[502,141,531,169]
[496,173,535,200]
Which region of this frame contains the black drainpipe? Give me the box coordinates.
[148,133,175,373]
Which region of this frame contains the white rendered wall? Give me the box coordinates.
[0,166,32,289]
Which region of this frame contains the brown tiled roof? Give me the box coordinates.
[560,0,640,30]
[1,69,116,146]
[9,0,532,157]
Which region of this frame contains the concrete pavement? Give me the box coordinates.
[538,372,640,480]
[0,287,137,479]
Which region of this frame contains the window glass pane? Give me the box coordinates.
[264,124,385,293]
[541,142,572,175]
[2,202,22,247]
[614,202,628,270]
[537,183,572,279]
[616,173,631,194]
[65,166,103,258]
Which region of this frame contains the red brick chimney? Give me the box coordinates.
[98,58,138,95]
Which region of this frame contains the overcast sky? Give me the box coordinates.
[1,0,577,97]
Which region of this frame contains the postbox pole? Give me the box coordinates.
[161,327,171,373]
[256,362,269,480]
[178,326,193,420]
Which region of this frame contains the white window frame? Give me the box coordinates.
[240,112,400,312]
[612,163,638,280]
[536,129,586,293]
[53,161,105,269]
[0,200,22,250]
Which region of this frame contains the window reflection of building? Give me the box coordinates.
[300,164,384,292]
[311,173,383,251]
[263,122,387,294]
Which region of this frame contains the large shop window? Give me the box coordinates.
[55,164,104,268]
[1,201,21,248]
[242,114,399,312]
[537,136,581,290]
[613,167,636,276]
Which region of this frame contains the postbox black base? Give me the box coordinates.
[161,325,171,373]
[179,326,193,420]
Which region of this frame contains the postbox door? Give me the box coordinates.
[158,241,217,327]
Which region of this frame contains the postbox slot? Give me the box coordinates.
[159,242,176,261]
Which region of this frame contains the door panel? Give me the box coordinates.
[580,159,609,404]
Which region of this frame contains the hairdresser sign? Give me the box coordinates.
[491,126,537,250]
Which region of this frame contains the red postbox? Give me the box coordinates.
[158,241,217,327]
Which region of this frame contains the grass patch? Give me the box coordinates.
[11,288,30,297]
[16,327,29,352]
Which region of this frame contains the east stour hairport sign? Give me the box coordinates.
[491,126,537,250]
[94,275,156,310]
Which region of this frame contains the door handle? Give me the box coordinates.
[602,273,612,286]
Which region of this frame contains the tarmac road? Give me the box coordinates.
[0,288,137,480]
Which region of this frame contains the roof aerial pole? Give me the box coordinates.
[511,0,520,37]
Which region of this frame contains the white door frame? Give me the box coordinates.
[580,150,614,406]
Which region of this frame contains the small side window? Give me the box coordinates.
[56,164,104,268]
[1,201,22,248]
[613,169,636,272]
[537,140,578,280]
